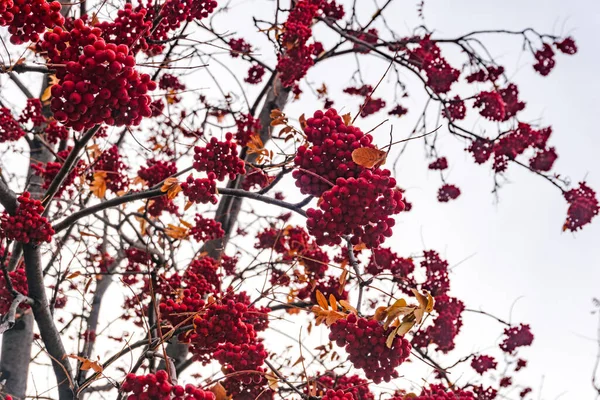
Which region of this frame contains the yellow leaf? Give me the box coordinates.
[338,268,348,295]
[209,382,230,400]
[68,354,103,373]
[41,85,53,103]
[315,290,328,310]
[353,242,367,251]
[87,144,102,160]
[342,113,352,126]
[90,12,99,26]
[352,147,387,168]
[165,224,189,240]
[265,373,279,391]
[338,300,357,314]
[396,320,415,336]
[386,325,400,348]
[90,172,107,199]
[179,218,193,229]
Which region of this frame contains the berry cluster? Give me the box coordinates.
[529,147,557,172]
[533,43,555,76]
[245,64,266,84]
[428,157,448,170]
[44,120,69,144]
[159,286,206,329]
[242,167,273,191]
[229,37,252,57]
[467,138,494,164]
[234,113,262,146]
[315,375,373,400]
[0,107,25,142]
[41,19,156,130]
[474,91,505,121]
[329,314,411,383]
[322,390,354,400]
[413,293,464,353]
[307,169,405,248]
[409,384,475,400]
[360,98,386,117]
[19,99,45,127]
[470,355,497,375]
[190,214,224,243]
[492,123,552,172]
[0,192,54,244]
[193,133,246,181]
[95,4,153,54]
[563,182,599,231]
[437,184,461,203]
[421,251,450,296]
[181,173,218,204]
[348,28,378,53]
[555,37,577,54]
[322,0,345,20]
[93,146,128,193]
[0,267,28,315]
[31,160,77,197]
[121,371,215,400]
[408,37,460,94]
[388,104,408,118]
[138,159,178,186]
[466,66,504,83]
[499,324,534,354]
[1,0,64,44]
[293,109,375,197]
[366,247,415,290]
[213,341,271,398]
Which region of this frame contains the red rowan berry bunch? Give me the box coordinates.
[421,251,450,296]
[121,371,216,400]
[410,384,475,400]
[190,214,225,243]
[159,74,186,92]
[360,98,386,117]
[138,159,178,186]
[563,182,599,231]
[532,43,555,76]
[229,37,252,57]
[93,146,128,192]
[349,28,379,53]
[492,123,552,172]
[254,227,287,253]
[529,147,557,172]
[41,19,156,130]
[124,272,182,325]
[322,390,354,400]
[315,375,374,400]
[471,355,498,374]
[306,169,405,248]
[328,313,411,383]
[148,195,179,217]
[242,167,273,191]
[245,64,266,84]
[444,97,466,120]
[343,85,372,96]
[299,245,330,280]
[188,299,256,362]
[193,133,246,181]
[500,324,534,354]
[428,157,448,170]
[413,295,465,352]
[467,138,494,164]
[520,388,533,398]
[31,161,77,197]
[366,247,415,290]
[473,386,498,400]
[322,0,345,20]
[19,99,45,127]
[498,83,526,120]
[122,248,150,286]
[0,107,25,142]
[225,290,270,332]
[555,37,577,54]
[44,120,69,144]
[516,358,528,371]
[293,109,375,196]
[0,267,28,315]
[234,113,262,146]
[181,173,218,204]
[1,0,64,44]
[437,184,461,203]
[474,91,506,121]
[298,275,348,303]
[0,192,54,244]
[159,286,207,329]
[388,104,408,118]
[499,377,512,387]
[466,66,505,83]
[407,37,460,94]
[95,4,152,54]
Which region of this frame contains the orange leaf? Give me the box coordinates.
[342,113,352,126]
[67,271,81,279]
[41,85,53,103]
[90,172,107,198]
[209,382,230,400]
[315,290,328,310]
[299,113,307,131]
[353,242,367,251]
[165,224,189,240]
[68,355,103,373]
[265,373,279,391]
[352,147,387,168]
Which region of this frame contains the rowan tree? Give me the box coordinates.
[0,1,596,400]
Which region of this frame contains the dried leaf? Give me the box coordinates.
[342,113,352,126]
[68,355,103,373]
[352,147,387,168]
[353,242,367,251]
[315,290,328,310]
[165,224,189,240]
[41,85,53,103]
[209,382,229,400]
[328,294,338,311]
[66,271,81,279]
[299,113,307,131]
[161,177,181,200]
[90,171,107,199]
[265,373,279,391]
[338,300,357,314]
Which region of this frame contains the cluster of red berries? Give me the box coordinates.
[329,314,411,383]
[181,173,218,204]
[349,28,378,53]
[138,159,178,186]
[121,248,150,286]
[41,19,156,130]
[242,167,273,191]
[470,355,497,374]
[499,323,534,354]
[472,385,497,400]
[0,192,54,244]
[408,38,460,94]
[498,83,526,120]
[121,371,215,400]
[0,267,28,315]
[159,74,186,92]
[555,37,577,54]
[229,37,252,57]
[93,146,128,192]
[293,109,375,196]
[366,247,415,289]
[529,147,557,172]
[343,85,372,96]
[388,104,408,118]
[466,65,505,83]
[183,257,221,296]
[520,388,532,398]
[234,113,261,146]
[190,214,224,243]
[360,98,386,117]
[44,120,69,144]
[193,133,246,181]
[322,0,345,20]
[421,250,450,296]
[245,64,266,84]
[307,169,405,248]
[437,184,461,203]
[428,157,448,170]
[413,293,464,353]
[95,4,153,54]
[499,377,512,387]
[467,138,494,164]
[159,286,206,329]
[492,123,552,172]
[19,99,45,127]
[408,384,475,400]
[322,390,354,400]
[0,107,25,142]
[0,0,64,44]
[213,341,271,398]
[315,375,373,400]
[533,43,555,76]
[31,160,76,197]
[563,182,599,231]
[474,91,505,121]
